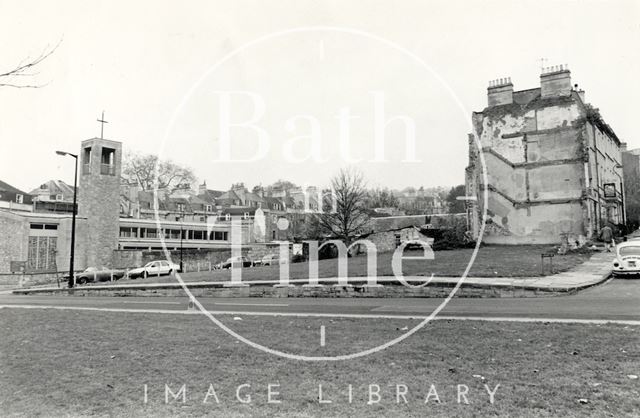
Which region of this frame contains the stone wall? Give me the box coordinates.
[0,211,29,273]
[370,215,427,233]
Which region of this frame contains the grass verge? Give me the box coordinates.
[113,245,592,286]
[0,308,637,417]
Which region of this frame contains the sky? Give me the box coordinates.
[0,0,638,193]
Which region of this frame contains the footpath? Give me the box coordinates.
[11,250,616,299]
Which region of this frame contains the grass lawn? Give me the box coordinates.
[114,245,592,285]
[1,308,638,417]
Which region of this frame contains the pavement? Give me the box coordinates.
[1,279,638,323]
[1,251,637,323]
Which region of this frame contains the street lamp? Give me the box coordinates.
[179,209,185,272]
[56,150,78,288]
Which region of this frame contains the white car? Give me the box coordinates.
[258,254,288,266]
[612,241,640,276]
[128,260,180,279]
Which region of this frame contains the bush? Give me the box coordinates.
[291,254,305,263]
[422,221,474,251]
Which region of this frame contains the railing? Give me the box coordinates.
[100,164,115,175]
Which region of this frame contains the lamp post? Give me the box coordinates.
[179,209,185,272]
[56,150,78,288]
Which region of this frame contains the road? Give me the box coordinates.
[1,278,638,322]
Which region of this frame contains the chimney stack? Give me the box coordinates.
[198,181,207,195]
[540,64,572,98]
[487,77,513,106]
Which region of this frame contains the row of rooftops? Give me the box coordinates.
[119,181,322,219]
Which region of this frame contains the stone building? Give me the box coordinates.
[29,179,76,213]
[466,66,625,244]
[622,146,640,228]
[0,203,88,273]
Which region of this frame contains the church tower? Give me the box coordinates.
[78,137,122,267]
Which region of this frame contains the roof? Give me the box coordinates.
[215,189,242,205]
[220,207,257,216]
[29,180,76,201]
[264,196,285,209]
[197,189,223,204]
[0,179,32,204]
[0,180,28,196]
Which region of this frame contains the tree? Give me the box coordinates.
[1,42,60,89]
[366,187,399,208]
[446,184,467,213]
[122,151,197,191]
[317,168,370,245]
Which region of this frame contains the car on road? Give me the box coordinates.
[69,267,126,285]
[128,260,181,279]
[216,256,253,269]
[612,241,640,277]
[256,254,288,266]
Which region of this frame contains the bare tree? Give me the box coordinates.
[0,41,60,89]
[317,168,371,245]
[122,151,197,191]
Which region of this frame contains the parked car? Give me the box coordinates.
[68,267,126,285]
[612,241,640,277]
[257,254,288,266]
[128,260,181,279]
[216,256,253,269]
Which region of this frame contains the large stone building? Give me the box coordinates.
[622,146,640,228]
[466,66,625,244]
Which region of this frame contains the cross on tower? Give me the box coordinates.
[97,111,108,139]
[539,57,548,72]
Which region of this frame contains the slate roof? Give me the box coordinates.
[29,180,76,202]
[0,179,32,204]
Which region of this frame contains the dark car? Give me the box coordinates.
[68,267,126,285]
[218,256,253,269]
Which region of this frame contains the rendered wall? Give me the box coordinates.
[467,95,589,244]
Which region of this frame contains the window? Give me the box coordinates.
[119,227,138,238]
[27,236,57,271]
[206,205,212,212]
[210,231,229,241]
[100,147,116,175]
[193,230,205,240]
[82,147,91,174]
[225,214,231,221]
[16,194,23,204]
[243,212,250,220]
[55,194,63,201]
[30,223,58,230]
[199,216,205,222]
[177,203,185,212]
[272,230,276,240]
[142,228,158,239]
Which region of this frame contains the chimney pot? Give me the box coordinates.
[540,64,572,97]
[488,75,514,106]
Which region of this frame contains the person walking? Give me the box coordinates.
[599,224,615,252]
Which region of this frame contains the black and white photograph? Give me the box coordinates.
[0,1,638,416]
